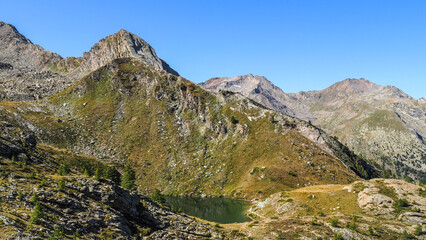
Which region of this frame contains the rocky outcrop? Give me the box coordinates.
[0,109,38,159]
[0,62,13,69]
[357,187,395,215]
[0,177,224,239]
[355,179,426,220]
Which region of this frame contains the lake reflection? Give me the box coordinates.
[164,196,250,224]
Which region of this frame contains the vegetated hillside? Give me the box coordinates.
[0,108,234,239]
[0,57,376,199]
[0,21,378,197]
[200,76,426,183]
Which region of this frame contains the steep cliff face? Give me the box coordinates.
[200,76,426,183]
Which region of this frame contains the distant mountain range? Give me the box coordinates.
[200,74,426,182]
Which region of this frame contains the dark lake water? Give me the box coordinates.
[164,196,251,224]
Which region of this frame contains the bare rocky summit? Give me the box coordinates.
[0,21,69,101]
[0,21,61,70]
[78,29,178,76]
[200,76,426,182]
[200,74,315,121]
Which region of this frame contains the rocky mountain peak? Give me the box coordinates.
[200,74,268,95]
[200,74,316,120]
[326,78,380,95]
[78,29,179,75]
[0,21,62,70]
[383,85,413,99]
[324,78,412,99]
[0,21,32,45]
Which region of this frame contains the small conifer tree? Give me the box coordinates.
[31,202,43,224]
[32,191,38,203]
[17,189,23,201]
[50,224,64,239]
[58,163,70,176]
[72,229,80,240]
[121,163,136,190]
[83,168,90,177]
[103,166,120,183]
[95,168,101,181]
[152,189,165,204]
[58,179,65,191]
[415,224,422,236]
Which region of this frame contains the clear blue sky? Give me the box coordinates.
[2,0,425,98]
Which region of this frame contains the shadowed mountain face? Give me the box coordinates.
[200,76,426,183]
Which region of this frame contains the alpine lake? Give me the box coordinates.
[164,196,251,224]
